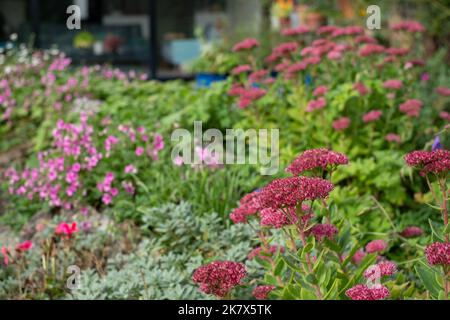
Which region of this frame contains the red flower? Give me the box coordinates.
[391,20,425,33]
[55,222,79,237]
[230,191,262,224]
[346,284,390,300]
[440,111,450,122]
[404,150,450,176]
[260,207,298,229]
[383,79,403,90]
[353,82,369,96]
[192,261,246,297]
[385,133,401,144]
[359,44,385,57]
[363,110,383,123]
[231,64,251,75]
[425,242,450,266]
[399,99,423,117]
[282,26,310,36]
[364,261,397,279]
[253,285,275,300]
[259,176,334,209]
[385,47,409,56]
[313,85,328,97]
[400,226,423,238]
[365,239,388,253]
[233,38,259,52]
[332,117,351,131]
[436,87,450,97]
[273,42,298,56]
[352,249,366,265]
[286,148,348,176]
[15,240,33,252]
[306,97,326,112]
[308,223,338,241]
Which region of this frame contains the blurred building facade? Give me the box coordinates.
[0,0,263,79]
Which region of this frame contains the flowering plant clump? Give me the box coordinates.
[404,147,449,299]
[205,148,405,300]
[3,113,164,213]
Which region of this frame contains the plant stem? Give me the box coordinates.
[438,179,448,242]
[298,230,323,300]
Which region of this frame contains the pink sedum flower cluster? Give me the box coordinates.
[399,99,423,118]
[308,223,338,241]
[253,285,275,300]
[258,177,334,210]
[391,20,425,33]
[425,242,450,266]
[346,284,390,300]
[286,148,348,176]
[306,97,326,112]
[332,117,351,131]
[232,38,259,52]
[365,239,388,253]
[363,110,383,123]
[192,261,246,298]
[404,150,450,176]
[260,207,298,229]
[364,261,397,279]
[400,226,423,238]
[230,191,262,224]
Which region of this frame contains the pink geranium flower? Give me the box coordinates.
[55,222,78,237]
[16,240,33,252]
[124,164,137,174]
[135,147,144,156]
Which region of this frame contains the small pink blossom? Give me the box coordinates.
[233,38,259,52]
[346,284,390,300]
[313,86,328,97]
[231,64,251,75]
[363,110,383,123]
[400,226,423,238]
[55,222,78,237]
[253,285,275,300]
[352,249,366,265]
[306,97,326,112]
[365,239,387,253]
[135,147,144,156]
[124,164,137,174]
[332,117,351,131]
[385,133,401,144]
[383,79,403,90]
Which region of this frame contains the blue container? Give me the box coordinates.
[196,73,228,88]
[305,74,313,86]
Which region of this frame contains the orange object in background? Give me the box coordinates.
[337,0,355,19]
